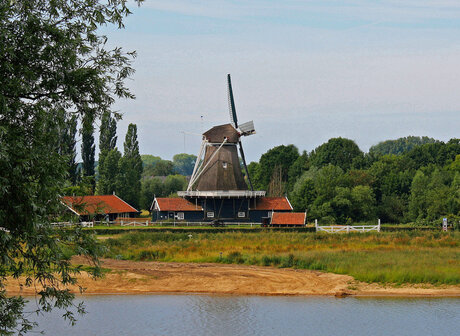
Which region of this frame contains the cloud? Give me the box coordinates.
[98,1,460,161]
[141,0,460,26]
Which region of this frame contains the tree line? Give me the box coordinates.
[60,111,143,210]
[248,137,460,225]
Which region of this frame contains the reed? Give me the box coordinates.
[103,231,460,285]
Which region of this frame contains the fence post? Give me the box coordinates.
[315,219,318,230]
[378,218,381,232]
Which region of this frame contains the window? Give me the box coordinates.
[238,211,245,218]
[176,212,184,220]
[207,211,214,218]
[222,162,228,169]
[267,211,272,218]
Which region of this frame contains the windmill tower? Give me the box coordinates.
[185,74,256,192]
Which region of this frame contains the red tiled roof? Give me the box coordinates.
[61,195,138,215]
[253,197,292,211]
[271,212,306,225]
[155,198,203,211]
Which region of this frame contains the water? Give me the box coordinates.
[25,295,459,336]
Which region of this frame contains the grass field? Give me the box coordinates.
[102,231,460,285]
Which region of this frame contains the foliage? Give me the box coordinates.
[251,144,299,191]
[58,113,78,185]
[172,153,197,176]
[98,148,122,195]
[140,175,187,210]
[309,137,363,171]
[81,112,96,192]
[370,136,439,155]
[117,124,143,209]
[99,112,118,154]
[0,0,139,333]
[97,112,118,195]
[141,155,162,167]
[245,136,460,224]
[287,151,309,191]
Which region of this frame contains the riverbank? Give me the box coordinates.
[6,257,460,297]
[103,231,460,285]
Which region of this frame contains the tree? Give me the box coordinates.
[163,175,187,196]
[287,151,309,191]
[117,124,143,209]
[99,112,118,154]
[151,160,174,176]
[290,175,316,212]
[247,162,262,190]
[99,148,122,195]
[97,112,118,194]
[173,153,197,176]
[408,171,430,221]
[370,136,439,155]
[0,0,137,333]
[81,112,96,192]
[141,154,162,167]
[254,145,299,190]
[140,177,164,210]
[58,113,78,185]
[310,137,363,171]
[350,185,376,221]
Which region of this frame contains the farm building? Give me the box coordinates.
[151,195,292,223]
[269,212,307,227]
[61,195,139,221]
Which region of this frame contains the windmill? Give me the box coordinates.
[186,74,256,192]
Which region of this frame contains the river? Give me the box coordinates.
[25,295,459,335]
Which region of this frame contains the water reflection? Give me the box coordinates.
[25,295,459,336]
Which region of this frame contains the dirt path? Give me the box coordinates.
[6,257,460,297]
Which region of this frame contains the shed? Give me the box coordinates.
[151,197,203,221]
[249,197,293,223]
[61,195,139,221]
[270,212,306,227]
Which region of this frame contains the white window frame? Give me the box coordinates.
[176,212,184,220]
[207,211,215,218]
[222,162,228,169]
[238,211,245,218]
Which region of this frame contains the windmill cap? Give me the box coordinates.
[203,123,240,143]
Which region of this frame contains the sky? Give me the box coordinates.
[99,0,460,162]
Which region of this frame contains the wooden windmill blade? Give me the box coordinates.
[227,74,238,129]
[227,74,255,191]
[237,140,254,191]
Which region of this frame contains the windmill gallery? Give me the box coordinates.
[150,75,307,227]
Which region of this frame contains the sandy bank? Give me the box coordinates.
[6,257,460,297]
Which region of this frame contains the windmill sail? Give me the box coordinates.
[227,74,238,128]
[188,74,256,192]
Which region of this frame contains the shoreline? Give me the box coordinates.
[6,258,460,298]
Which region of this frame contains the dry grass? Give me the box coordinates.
[103,231,460,285]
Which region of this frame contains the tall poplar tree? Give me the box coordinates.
[81,113,96,193]
[59,114,78,185]
[97,112,118,194]
[117,124,143,209]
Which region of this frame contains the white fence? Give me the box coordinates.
[51,221,93,228]
[315,219,381,233]
[120,220,149,227]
